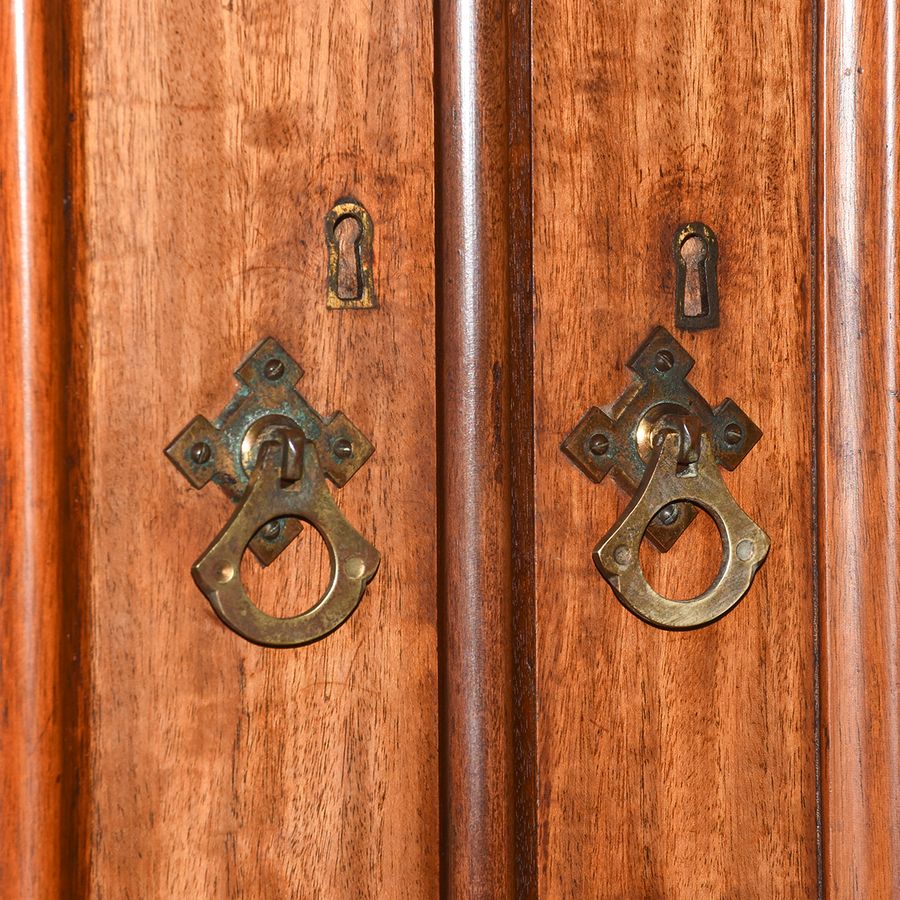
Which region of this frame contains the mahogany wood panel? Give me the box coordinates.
[74,0,438,895]
[507,0,538,896]
[818,0,900,894]
[532,0,818,895]
[436,0,517,896]
[0,0,80,894]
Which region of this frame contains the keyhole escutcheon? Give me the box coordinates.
[335,216,362,300]
[325,198,377,309]
[673,222,719,331]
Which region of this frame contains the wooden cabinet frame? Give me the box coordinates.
[2,0,897,895]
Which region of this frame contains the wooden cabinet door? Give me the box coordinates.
[2,1,439,897]
[2,0,897,897]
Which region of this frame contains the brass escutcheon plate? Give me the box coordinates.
[561,326,761,551]
[325,198,377,310]
[562,326,769,629]
[165,337,379,647]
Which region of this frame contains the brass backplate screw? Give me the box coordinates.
[654,349,674,372]
[261,521,282,540]
[589,433,609,456]
[263,358,285,381]
[190,441,211,464]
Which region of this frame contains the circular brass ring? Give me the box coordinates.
[192,441,380,647]
[594,431,769,629]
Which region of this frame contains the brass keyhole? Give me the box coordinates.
[673,222,719,330]
[679,234,709,318]
[335,215,363,300]
[325,198,377,309]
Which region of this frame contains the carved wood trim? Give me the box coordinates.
[817,1,900,895]
[0,0,87,893]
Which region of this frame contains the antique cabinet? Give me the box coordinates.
[2,0,897,896]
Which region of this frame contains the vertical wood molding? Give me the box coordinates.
[817,0,900,895]
[436,1,518,895]
[507,0,538,896]
[0,0,74,894]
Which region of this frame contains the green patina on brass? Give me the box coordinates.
[165,337,379,647]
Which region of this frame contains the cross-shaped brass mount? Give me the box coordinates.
[165,337,373,566]
[165,337,379,648]
[561,326,761,551]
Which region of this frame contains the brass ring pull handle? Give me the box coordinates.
[562,326,769,629]
[594,429,769,629]
[194,430,379,647]
[166,337,379,647]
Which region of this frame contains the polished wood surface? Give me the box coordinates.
[75,0,438,894]
[531,0,818,895]
[818,0,900,894]
[7,0,900,894]
[507,0,538,896]
[436,1,517,895]
[0,0,77,894]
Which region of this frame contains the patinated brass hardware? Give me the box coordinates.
[165,338,379,647]
[561,326,768,628]
[596,429,769,628]
[674,222,719,331]
[325,198,377,309]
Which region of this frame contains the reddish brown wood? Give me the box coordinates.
[531,0,818,895]
[817,0,900,894]
[508,0,538,896]
[11,0,900,894]
[71,0,439,895]
[0,0,77,895]
[437,0,517,895]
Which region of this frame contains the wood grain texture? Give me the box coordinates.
[75,0,438,895]
[532,0,818,895]
[0,0,79,895]
[436,1,517,895]
[507,0,538,896]
[817,0,900,894]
